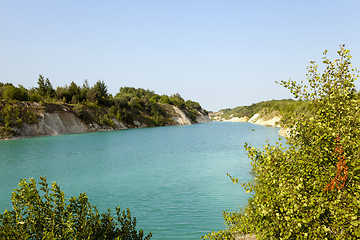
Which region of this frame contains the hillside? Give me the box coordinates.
[210,99,312,136]
[0,77,210,139]
[212,99,310,120]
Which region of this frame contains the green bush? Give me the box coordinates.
[169,93,185,108]
[185,100,201,110]
[97,114,115,128]
[2,85,23,101]
[0,103,37,138]
[0,176,152,240]
[204,46,360,239]
[0,84,29,101]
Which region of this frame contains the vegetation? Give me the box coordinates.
[204,46,360,239]
[0,78,207,138]
[0,176,152,240]
[0,102,38,138]
[219,99,312,120]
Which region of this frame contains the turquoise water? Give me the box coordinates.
[0,121,280,239]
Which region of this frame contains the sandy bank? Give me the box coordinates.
[211,112,288,137]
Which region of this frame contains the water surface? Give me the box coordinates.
[0,121,280,239]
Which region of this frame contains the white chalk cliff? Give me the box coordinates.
[11,104,211,139]
[211,112,288,137]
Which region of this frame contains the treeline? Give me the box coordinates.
[219,99,312,119]
[0,75,202,110]
[0,75,206,138]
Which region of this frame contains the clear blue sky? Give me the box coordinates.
[1,0,360,111]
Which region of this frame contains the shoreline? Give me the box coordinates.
[1,120,212,141]
[1,104,211,141]
[212,115,289,137]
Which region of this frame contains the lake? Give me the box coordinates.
[0,121,280,239]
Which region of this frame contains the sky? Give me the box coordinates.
[1,1,360,111]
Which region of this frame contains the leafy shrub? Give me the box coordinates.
[115,108,134,125]
[159,95,170,104]
[185,100,201,110]
[0,103,37,138]
[0,176,152,240]
[169,93,185,108]
[0,84,29,101]
[2,85,23,101]
[97,114,115,128]
[204,46,360,239]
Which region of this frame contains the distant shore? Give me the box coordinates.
[209,112,289,137]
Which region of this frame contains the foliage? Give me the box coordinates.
[204,46,360,239]
[219,99,311,120]
[185,100,202,110]
[87,80,110,106]
[97,114,115,128]
[168,93,185,108]
[72,103,115,128]
[55,81,89,104]
[0,83,29,101]
[0,103,37,138]
[0,77,207,136]
[114,87,195,126]
[0,176,152,240]
[37,75,55,99]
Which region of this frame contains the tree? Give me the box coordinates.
[0,83,28,101]
[18,85,29,101]
[68,81,80,103]
[79,80,90,102]
[203,46,360,239]
[0,176,152,240]
[2,85,22,100]
[37,75,55,99]
[185,100,201,110]
[159,95,170,104]
[169,93,185,108]
[93,80,109,105]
